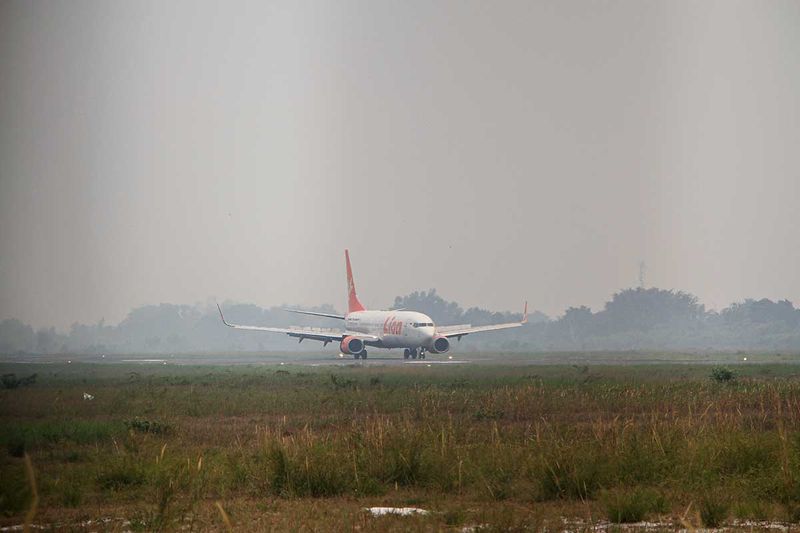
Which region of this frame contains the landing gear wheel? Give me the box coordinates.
[411,349,418,360]
[353,353,360,360]
[403,349,411,360]
[420,352,426,360]
[361,351,368,359]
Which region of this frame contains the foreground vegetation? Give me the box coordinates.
[2,359,800,530]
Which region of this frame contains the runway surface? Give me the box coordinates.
[2,350,791,366]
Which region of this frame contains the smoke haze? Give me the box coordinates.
[1,1,799,329]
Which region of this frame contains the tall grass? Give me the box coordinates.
[2,362,800,525]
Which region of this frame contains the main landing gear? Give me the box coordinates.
[354,351,367,360]
[403,348,426,360]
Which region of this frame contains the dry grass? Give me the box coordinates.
[1,360,800,530]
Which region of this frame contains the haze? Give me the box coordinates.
[1,0,799,329]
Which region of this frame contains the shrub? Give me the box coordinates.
[125,417,170,435]
[711,367,736,383]
[1,373,36,389]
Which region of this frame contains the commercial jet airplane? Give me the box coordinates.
[217,250,527,360]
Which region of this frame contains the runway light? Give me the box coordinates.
[448,355,453,360]
[427,364,432,367]
[339,353,344,358]
[743,357,747,361]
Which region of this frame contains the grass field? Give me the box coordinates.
[2,355,800,531]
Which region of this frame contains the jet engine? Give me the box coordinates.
[340,336,365,355]
[428,335,450,354]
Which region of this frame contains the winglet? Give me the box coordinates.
[217,303,233,327]
[521,301,528,324]
[345,249,366,313]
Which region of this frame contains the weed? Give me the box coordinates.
[443,508,465,526]
[538,447,607,500]
[97,459,146,490]
[329,374,356,389]
[733,500,770,520]
[7,439,25,458]
[1,420,123,450]
[60,481,83,508]
[0,462,30,516]
[699,496,729,527]
[602,488,667,523]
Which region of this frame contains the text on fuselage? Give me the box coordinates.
[383,316,403,335]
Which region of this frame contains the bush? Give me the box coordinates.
[125,417,170,435]
[1,373,36,389]
[711,367,736,383]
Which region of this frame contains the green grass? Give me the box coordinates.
[602,488,668,523]
[1,358,800,529]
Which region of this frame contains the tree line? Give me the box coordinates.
[1,287,799,354]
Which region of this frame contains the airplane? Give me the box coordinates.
[217,250,527,360]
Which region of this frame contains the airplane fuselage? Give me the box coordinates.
[345,310,436,350]
[217,249,526,360]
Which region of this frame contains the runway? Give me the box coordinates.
[1,351,782,367]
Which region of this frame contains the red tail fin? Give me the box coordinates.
[345,249,365,313]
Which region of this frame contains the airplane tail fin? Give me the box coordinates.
[345,249,366,313]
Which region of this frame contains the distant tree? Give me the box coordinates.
[393,289,463,325]
[0,319,35,354]
[721,299,799,326]
[35,327,61,354]
[561,306,593,345]
[597,288,704,333]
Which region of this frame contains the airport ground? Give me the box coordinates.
[1,352,800,531]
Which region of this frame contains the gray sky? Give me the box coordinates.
[1,0,799,329]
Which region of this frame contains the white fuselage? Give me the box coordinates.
[345,310,436,349]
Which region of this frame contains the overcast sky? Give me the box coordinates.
[1,0,799,329]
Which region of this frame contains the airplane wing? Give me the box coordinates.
[217,304,377,345]
[282,308,346,320]
[436,302,528,340]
